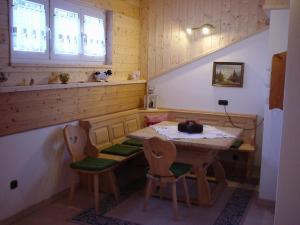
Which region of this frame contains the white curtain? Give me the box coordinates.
[12,0,47,52]
[53,8,80,55]
[83,15,106,57]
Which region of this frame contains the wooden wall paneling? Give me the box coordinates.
[0,0,141,86]
[248,0,259,34]
[170,0,179,66]
[239,0,249,38]
[139,0,149,79]
[154,0,162,73]
[263,0,290,9]
[202,0,213,53]
[0,83,146,136]
[229,0,239,43]
[142,0,269,80]
[147,1,156,79]
[111,12,140,81]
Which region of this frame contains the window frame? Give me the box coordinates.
[50,0,81,62]
[9,0,108,66]
[80,6,106,63]
[9,0,50,64]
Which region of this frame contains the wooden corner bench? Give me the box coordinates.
[80,108,257,183]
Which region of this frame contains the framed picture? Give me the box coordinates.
[144,94,158,110]
[212,62,244,87]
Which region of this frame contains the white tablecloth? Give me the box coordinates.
[151,125,236,139]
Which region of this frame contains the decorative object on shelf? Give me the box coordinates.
[94,70,112,82]
[178,120,203,134]
[144,86,158,110]
[128,70,141,80]
[59,73,70,84]
[17,79,27,86]
[212,62,244,88]
[48,73,60,84]
[29,78,34,86]
[0,72,8,83]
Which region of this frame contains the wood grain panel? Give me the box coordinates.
[110,122,125,139]
[0,0,141,85]
[0,83,145,136]
[125,118,139,133]
[79,109,142,152]
[140,0,269,79]
[263,0,290,9]
[94,126,111,149]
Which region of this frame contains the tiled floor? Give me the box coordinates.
[8,182,274,225]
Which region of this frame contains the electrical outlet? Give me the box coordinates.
[218,100,228,106]
[10,180,18,190]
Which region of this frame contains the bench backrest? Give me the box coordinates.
[80,108,257,156]
[79,109,141,154]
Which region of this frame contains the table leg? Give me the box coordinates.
[193,166,211,206]
[212,160,227,185]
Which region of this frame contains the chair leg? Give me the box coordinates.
[94,174,100,214]
[88,174,93,193]
[143,178,153,211]
[159,181,164,199]
[182,177,191,207]
[108,170,119,201]
[171,182,179,220]
[69,171,77,205]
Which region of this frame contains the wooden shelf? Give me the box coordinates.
[0,80,147,93]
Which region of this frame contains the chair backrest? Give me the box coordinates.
[143,137,177,177]
[63,125,87,162]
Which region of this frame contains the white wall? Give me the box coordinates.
[274,0,300,224]
[0,122,76,221]
[149,31,269,165]
[259,10,289,202]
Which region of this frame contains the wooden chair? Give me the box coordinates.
[143,137,192,220]
[63,125,119,213]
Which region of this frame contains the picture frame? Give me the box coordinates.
[144,94,158,110]
[212,62,244,87]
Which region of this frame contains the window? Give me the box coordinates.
[53,8,80,56]
[83,15,106,58]
[10,0,108,65]
[11,0,49,62]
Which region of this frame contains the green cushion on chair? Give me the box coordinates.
[122,138,143,147]
[170,162,192,178]
[101,144,141,156]
[230,139,244,149]
[70,157,117,171]
[146,162,192,178]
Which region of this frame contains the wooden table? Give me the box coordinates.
[128,121,242,206]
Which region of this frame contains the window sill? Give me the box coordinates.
[0,80,146,93]
[9,63,112,69]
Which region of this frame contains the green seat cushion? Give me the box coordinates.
[146,162,192,178]
[101,144,141,156]
[70,157,117,171]
[230,139,244,149]
[170,162,192,178]
[122,138,143,147]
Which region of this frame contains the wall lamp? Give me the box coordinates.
[186,24,215,35]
